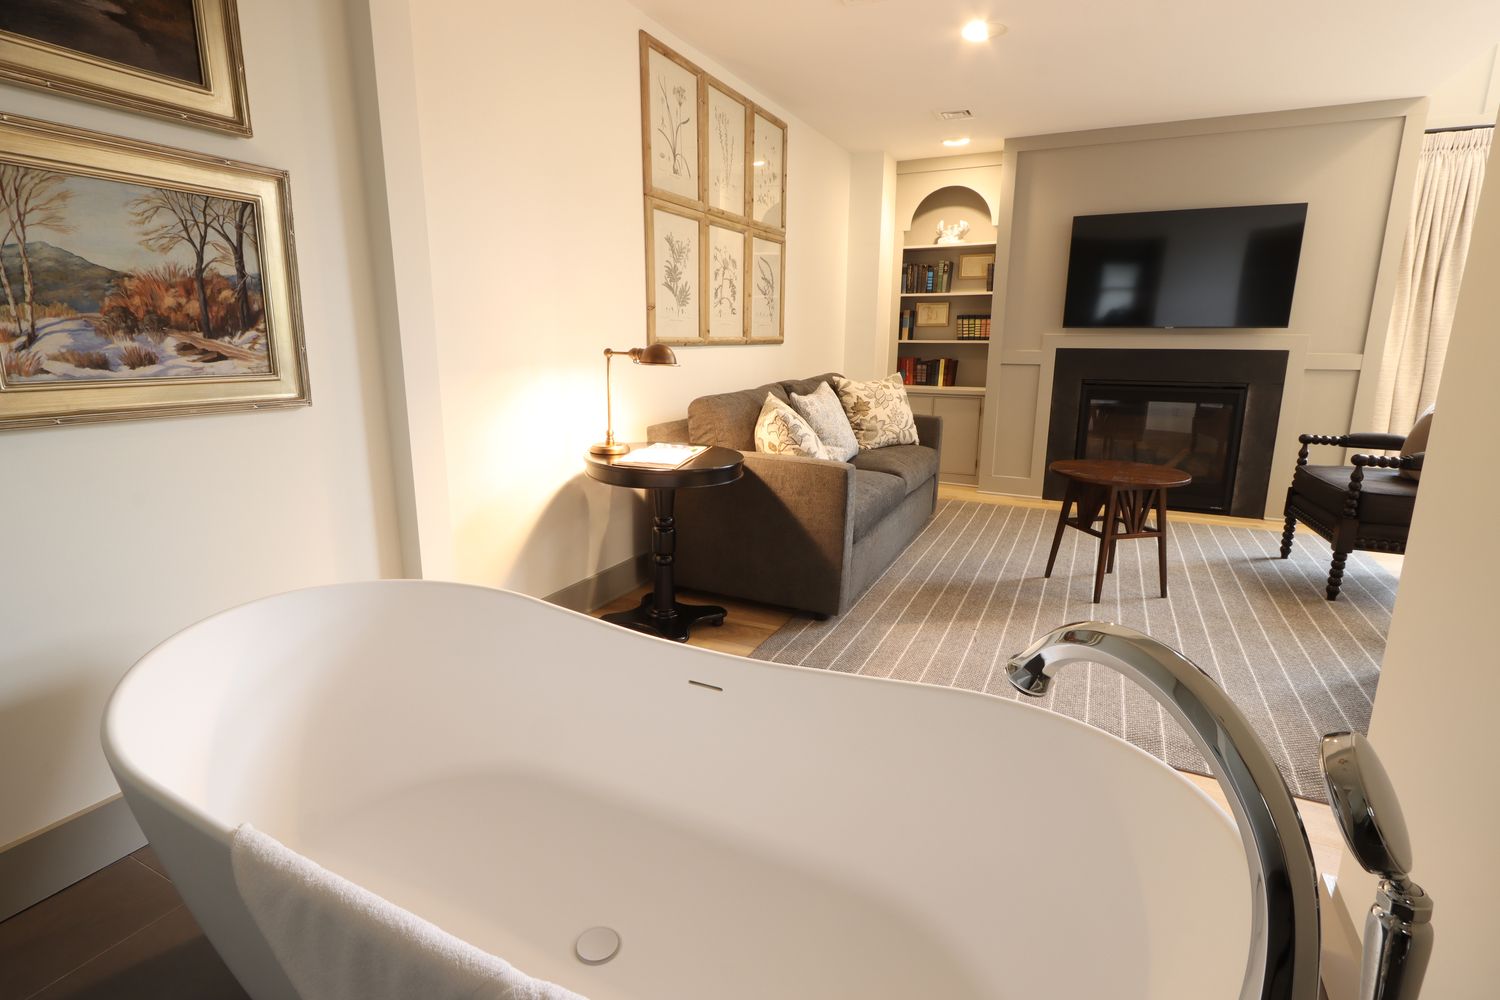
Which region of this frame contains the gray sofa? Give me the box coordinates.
[647,372,941,617]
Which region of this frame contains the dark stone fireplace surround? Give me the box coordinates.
[1043,348,1289,518]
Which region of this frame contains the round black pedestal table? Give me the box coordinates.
[584,445,743,642]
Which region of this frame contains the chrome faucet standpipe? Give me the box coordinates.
[1320,732,1433,1000]
[1007,621,1321,1000]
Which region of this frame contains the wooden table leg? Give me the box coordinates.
[1155,487,1169,598]
[1094,486,1117,603]
[1045,482,1074,578]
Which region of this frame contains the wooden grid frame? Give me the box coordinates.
[640,31,784,346]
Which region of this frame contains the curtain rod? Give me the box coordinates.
[1425,123,1495,134]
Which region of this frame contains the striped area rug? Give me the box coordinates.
[752,499,1398,803]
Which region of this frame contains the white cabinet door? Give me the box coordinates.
[931,395,983,480]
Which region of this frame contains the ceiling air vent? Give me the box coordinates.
[934,109,974,121]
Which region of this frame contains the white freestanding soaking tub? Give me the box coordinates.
[103,582,1250,999]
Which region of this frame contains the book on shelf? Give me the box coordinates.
[902,259,952,294]
[898,356,958,387]
[986,262,995,291]
[612,443,707,469]
[955,315,992,340]
[898,307,915,340]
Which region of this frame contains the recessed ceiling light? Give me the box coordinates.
[752,159,766,167]
[961,19,1005,42]
[942,137,971,148]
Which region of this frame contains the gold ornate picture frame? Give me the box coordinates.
[0,113,308,430]
[0,0,252,136]
[640,32,785,346]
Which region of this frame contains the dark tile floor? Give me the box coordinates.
[0,847,247,1000]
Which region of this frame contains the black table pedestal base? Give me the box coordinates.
[601,592,725,642]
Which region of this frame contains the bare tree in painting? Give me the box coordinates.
[132,188,216,339]
[0,175,19,339]
[207,197,258,334]
[0,165,74,348]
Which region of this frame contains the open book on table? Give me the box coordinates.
[613,443,707,470]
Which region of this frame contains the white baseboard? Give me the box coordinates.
[0,795,145,921]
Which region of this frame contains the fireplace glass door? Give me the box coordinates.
[1076,381,1248,513]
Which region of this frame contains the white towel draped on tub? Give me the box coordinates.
[231,824,587,1000]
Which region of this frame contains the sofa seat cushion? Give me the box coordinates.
[1293,465,1418,525]
[689,382,789,451]
[852,469,907,541]
[852,444,939,495]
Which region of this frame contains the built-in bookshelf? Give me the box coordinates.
[896,240,995,389]
[890,171,1002,485]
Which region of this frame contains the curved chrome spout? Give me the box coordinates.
[1008,622,1320,1000]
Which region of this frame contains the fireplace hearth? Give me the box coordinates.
[1045,349,1287,517]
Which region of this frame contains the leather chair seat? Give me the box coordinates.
[1292,465,1418,525]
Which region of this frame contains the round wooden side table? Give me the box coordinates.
[584,445,743,641]
[1046,459,1193,604]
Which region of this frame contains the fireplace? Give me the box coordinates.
[1045,349,1288,517]
[1077,382,1247,513]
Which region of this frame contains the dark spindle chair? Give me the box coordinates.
[1279,432,1423,600]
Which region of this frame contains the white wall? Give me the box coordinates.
[979,102,1425,510]
[0,0,402,848]
[1330,121,1499,998]
[373,0,852,597]
[844,151,897,380]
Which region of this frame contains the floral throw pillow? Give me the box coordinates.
[831,373,919,450]
[754,393,832,460]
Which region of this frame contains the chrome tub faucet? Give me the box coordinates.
[1008,622,1323,1000]
[1007,622,1432,1000]
[1320,732,1433,1000]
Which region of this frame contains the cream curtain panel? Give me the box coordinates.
[1373,127,1493,434]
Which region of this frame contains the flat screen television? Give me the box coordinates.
[1062,203,1308,329]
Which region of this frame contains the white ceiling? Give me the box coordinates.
[631,0,1500,160]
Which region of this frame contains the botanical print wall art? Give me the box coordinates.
[640,32,785,344]
[707,224,743,340]
[706,84,746,218]
[648,205,700,344]
[750,236,783,342]
[642,39,699,206]
[752,111,786,231]
[0,114,308,429]
[0,0,252,135]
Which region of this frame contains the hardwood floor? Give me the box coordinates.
[594,486,1351,880]
[0,847,246,1000]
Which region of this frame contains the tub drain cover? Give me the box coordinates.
[575,926,620,965]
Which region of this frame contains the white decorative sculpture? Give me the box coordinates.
[935,219,970,245]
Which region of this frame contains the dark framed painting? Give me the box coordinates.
[0,113,307,430]
[0,0,252,136]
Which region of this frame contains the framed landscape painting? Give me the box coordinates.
[0,113,307,429]
[0,0,251,136]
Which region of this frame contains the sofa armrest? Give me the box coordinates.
[672,451,857,616]
[914,413,943,453]
[647,418,691,443]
